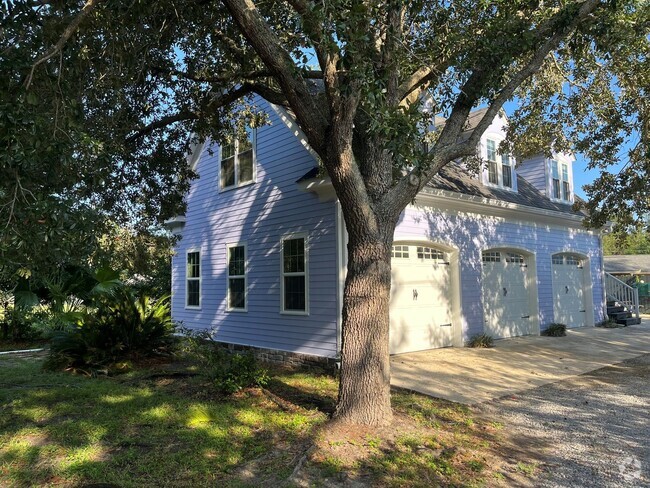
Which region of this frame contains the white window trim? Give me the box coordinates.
[226,242,248,312]
[185,248,201,310]
[280,232,309,316]
[218,128,257,192]
[482,135,518,192]
[548,157,574,204]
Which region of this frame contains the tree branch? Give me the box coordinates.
[24,0,102,89]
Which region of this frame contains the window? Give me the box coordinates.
[220,126,255,190]
[505,252,524,264]
[551,160,561,199]
[501,154,512,188]
[391,245,409,259]
[565,255,581,266]
[281,235,308,313]
[486,139,514,189]
[416,246,445,262]
[482,251,501,263]
[562,163,570,200]
[487,139,498,185]
[226,244,246,311]
[186,250,201,308]
[552,255,564,265]
[550,160,571,201]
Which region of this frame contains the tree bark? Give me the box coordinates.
[334,219,396,425]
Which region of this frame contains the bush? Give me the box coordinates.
[467,334,494,348]
[44,287,176,374]
[542,323,567,337]
[181,331,269,394]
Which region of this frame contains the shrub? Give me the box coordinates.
[467,334,494,348]
[542,323,567,337]
[181,331,269,394]
[596,318,620,328]
[44,288,176,374]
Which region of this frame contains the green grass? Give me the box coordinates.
[0,354,521,487]
[0,356,326,487]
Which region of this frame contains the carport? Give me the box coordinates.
[390,319,650,404]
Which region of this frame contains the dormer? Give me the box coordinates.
[517,151,575,205]
[476,112,518,192]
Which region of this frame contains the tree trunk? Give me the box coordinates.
[334,226,395,425]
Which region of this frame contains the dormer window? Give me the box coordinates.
[220,127,255,190]
[485,138,515,190]
[550,159,571,202]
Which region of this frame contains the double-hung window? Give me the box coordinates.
[486,139,499,185]
[501,153,513,188]
[281,235,308,314]
[220,126,255,190]
[551,160,561,199]
[226,243,247,311]
[186,250,201,308]
[562,163,571,200]
[550,160,571,201]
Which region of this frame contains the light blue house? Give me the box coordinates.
[167,97,607,363]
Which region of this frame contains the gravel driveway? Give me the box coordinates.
[479,353,650,487]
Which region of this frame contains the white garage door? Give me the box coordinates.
[390,244,453,354]
[552,254,586,328]
[481,251,535,338]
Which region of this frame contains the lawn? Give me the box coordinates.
[0,353,536,487]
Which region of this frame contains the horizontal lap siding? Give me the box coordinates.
[172,99,338,358]
[517,155,547,195]
[395,205,605,340]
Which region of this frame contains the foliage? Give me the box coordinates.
[181,331,269,394]
[603,224,650,255]
[466,334,494,348]
[542,323,567,337]
[44,288,176,374]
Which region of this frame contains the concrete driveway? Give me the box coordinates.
[390,319,650,404]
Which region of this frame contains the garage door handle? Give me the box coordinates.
[580,310,586,312]
[521,315,530,319]
[565,286,569,294]
[503,287,507,296]
[440,323,452,327]
[413,289,418,300]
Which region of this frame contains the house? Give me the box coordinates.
[167,96,607,365]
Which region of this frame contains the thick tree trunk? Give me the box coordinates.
[334,225,395,425]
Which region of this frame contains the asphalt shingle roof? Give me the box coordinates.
[604,255,650,274]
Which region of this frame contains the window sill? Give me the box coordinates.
[226,308,248,313]
[219,180,256,193]
[483,181,518,193]
[280,310,310,316]
[185,306,202,311]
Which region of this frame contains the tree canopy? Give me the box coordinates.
[1,0,649,424]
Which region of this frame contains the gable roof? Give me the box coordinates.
[604,255,650,275]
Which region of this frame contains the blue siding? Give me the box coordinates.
[518,155,548,196]
[172,99,339,358]
[395,204,606,341]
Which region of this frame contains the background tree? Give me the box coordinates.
[2,0,648,425]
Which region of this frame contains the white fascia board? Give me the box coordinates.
[416,188,588,228]
[299,174,592,228]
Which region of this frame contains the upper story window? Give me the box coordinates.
[220,127,255,190]
[485,139,514,190]
[550,159,571,202]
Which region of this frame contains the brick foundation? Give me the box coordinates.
[214,341,339,374]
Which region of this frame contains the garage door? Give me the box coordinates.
[552,253,586,328]
[390,244,453,354]
[481,251,535,338]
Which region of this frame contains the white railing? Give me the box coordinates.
[605,272,640,319]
